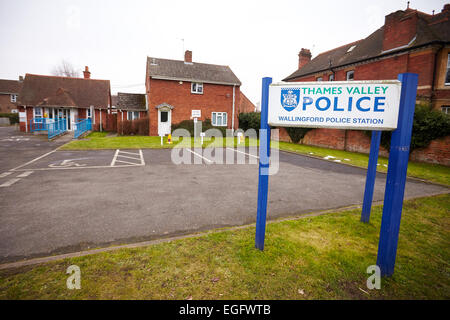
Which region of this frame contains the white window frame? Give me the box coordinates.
[10,94,17,103]
[87,108,92,118]
[191,82,203,94]
[34,107,43,118]
[329,74,334,81]
[211,112,227,126]
[127,111,139,120]
[346,70,354,81]
[445,54,450,86]
[441,106,450,114]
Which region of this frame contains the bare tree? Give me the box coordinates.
[51,60,80,77]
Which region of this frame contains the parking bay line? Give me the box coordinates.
[226,147,260,159]
[0,178,21,188]
[0,172,13,178]
[16,171,33,178]
[10,148,58,172]
[185,148,213,164]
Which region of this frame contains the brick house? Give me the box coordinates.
[146,50,252,136]
[0,77,23,113]
[17,67,111,133]
[278,4,450,165]
[284,4,450,113]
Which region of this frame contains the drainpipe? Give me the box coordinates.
[25,106,28,132]
[231,85,236,133]
[100,108,103,132]
[431,44,444,107]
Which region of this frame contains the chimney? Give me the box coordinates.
[442,4,450,13]
[382,9,418,52]
[298,48,311,69]
[184,50,192,63]
[19,75,23,82]
[83,66,91,79]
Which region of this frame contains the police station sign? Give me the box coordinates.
[268,80,402,131]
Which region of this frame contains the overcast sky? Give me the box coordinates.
[0,0,447,105]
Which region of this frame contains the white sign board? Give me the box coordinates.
[19,112,26,122]
[268,80,401,131]
[192,110,201,118]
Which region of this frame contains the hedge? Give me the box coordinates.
[364,104,450,152]
[0,113,19,124]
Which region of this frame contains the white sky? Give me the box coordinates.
[0,0,447,105]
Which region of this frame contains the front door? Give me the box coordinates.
[70,109,78,131]
[158,108,171,136]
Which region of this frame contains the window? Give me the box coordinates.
[346,70,354,81]
[445,54,450,85]
[191,82,203,94]
[442,106,450,114]
[160,111,168,122]
[34,107,43,118]
[316,77,323,82]
[329,74,334,81]
[212,112,227,126]
[127,111,139,120]
[10,94,17,103]
[87,108,92,118]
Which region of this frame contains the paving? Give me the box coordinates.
[0,126,448,263]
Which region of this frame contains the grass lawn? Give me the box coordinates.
[1,194,449,300]
[61,132,450,186]
[60,132,257,150]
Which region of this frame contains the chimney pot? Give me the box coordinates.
[298,48,312,69]
[184,50,192,63]
[83,66,91,79]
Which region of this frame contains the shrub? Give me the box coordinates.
[284,127,312,143]
[364,104,450,152]
[0,113,19,124]
[238,112,261,135]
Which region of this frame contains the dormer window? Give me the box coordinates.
[347,45,356,53]
[191,82,203,94]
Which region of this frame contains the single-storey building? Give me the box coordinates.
[17,67,111,132]
[116,92,148,122]
[146,50,247,136]
[0,77,23,113]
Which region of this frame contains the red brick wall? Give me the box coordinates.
[147,78,239,136]
[0,94,17,113]
[382,10,418,52]
[239,92,256,113]
[286,48,447,165]
[93,109,107,131]
[410,136,450,166]
[279,127,448,165]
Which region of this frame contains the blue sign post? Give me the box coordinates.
[255,77,272,251]
[377,73,418,277]
[255,73,418,277]
[361,130,381,223]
